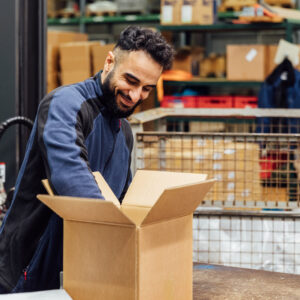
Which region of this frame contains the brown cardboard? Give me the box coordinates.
[47,31,88,90]
[90,43,115,74]
[181,0,214,25]
[38,170,214,300]
[226,45,267,81]
[61,70,91,85]
[160,0,182,25]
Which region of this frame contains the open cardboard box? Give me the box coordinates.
[38,170,215,300]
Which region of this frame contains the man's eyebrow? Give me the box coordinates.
[125,73,140,82]
[125,73,156,88]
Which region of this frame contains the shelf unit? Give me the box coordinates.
[157,19,300,43]
[163,78,263,87]
[47,14,160,26]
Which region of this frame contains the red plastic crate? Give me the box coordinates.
[233,96,258,108]
[196,96,233,108]
[161,96,196,108]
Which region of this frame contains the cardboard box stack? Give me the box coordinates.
[59,42,95,85]
[160,0,215,25]
[38,170,214,300]
[47,31,88,93]
[90,43,115,74]
[142,138,262,202]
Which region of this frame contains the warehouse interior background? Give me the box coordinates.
[2,0,300,277]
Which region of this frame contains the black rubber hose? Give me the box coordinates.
[0,116,34,141]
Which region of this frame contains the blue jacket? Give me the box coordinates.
[257,59,300,134]
[0,72,133,292]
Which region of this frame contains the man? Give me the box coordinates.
[0,26,174,293]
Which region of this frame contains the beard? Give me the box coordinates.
[101,70,142,118]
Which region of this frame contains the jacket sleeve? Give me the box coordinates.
[37,87,104,199]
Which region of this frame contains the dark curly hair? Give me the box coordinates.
[114,26,174,71]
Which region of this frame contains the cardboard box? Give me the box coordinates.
[90,43,115,74]
[59,42,100,84]
[160,0,182,25]
[47,31,88,89]
[38,170,214,300]
[226,45,267,81]
[61,70,91,85]
[181,0,215,25]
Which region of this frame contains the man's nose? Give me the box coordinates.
[129,87,142,103]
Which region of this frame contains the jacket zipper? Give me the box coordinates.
[103,122,117,172]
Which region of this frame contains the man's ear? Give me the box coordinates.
[104,51,115,73]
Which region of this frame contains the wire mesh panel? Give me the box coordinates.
[132,109,300,274]
[193,212,300,275]
[137,132,300,208]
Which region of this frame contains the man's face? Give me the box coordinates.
[101,50,163,118]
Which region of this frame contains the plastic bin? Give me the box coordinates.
[233,96,258,108]
[196,96,233,108]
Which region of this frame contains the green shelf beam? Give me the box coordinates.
[163,79,263,87]
[47,14,160,26]
[157,20,300,32]
[47,17,81,25]
[83,14,160,24]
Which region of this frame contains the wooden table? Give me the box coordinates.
[193,264,300,299]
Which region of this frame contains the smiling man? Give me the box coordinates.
[0,26,174,294]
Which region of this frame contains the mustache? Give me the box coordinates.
[117,90,142,104]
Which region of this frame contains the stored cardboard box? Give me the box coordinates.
[160,0,182,25]
[227,45,267,81]
[90,43,115,74]
[181,0,215,25]
[38,170,214,300]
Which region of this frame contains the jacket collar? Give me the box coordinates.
[94,71,120,133]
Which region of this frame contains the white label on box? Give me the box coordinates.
[227,194,235,201]
[228,171,235,179]
[197,139,205,146]
[245,48,257,62]
[227,182,235,190]
[181,5,192,23]
[162,6,173,23]
[195,155,205,162]
[215,173,223,181]
[213,152,222,160]
[242,189,250,197]
[213,163,222,170]
[224,149,235,155]
[0,163,5,183]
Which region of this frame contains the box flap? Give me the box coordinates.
[42,172,121,208]
[93,172,120,208]
[141,179,215,225]
[37,195,134,226]
[122,170,207,207]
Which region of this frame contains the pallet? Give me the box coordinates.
[86,9,116,17]
[239,15,284,22]
[219,0,258,12]
[264,0,295,8]
[54,9,80,19]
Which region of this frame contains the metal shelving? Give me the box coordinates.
[158,19,300,43]
[163,78,263,87]
[47,14,160,26]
